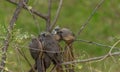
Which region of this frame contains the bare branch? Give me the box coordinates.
[0,0,24,71]
[75,39,120,50]
[50,0,63,31]
[77,0,105,37]
[17,48,32,68]
[98,40,120,61]
[23,2,41,33]
[16,48,36,72]
[6,0,47,20]
[46,0,52,31]
[62,51,120,65]
[29,47,64,53]
[109,40,120,53]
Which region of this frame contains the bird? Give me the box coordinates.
[29,38,41,60]
[29,37,47,72]
[39,32,63,72]
[59,28,75,44]
[29,32,65,72]
[52,26,75,72]
[52,26,75,43]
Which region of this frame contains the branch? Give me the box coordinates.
[46,0,52,32]
[98,40,120,61]
[62,51,120,65]
[23,2,41,33]
[16,48,36,72]
[17,48,32,68]
[50,0,63,31]
[75,39,120,50]
[0,0,24,71]
[6,0,47,20]
[77,0,105,36]
[109,40,120,53]
[29,47,64,53]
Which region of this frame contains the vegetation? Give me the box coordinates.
[0,0,120,72]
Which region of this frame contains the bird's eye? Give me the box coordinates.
[55,28,57,31]
[43,33,46,37]
[59,31,63,33]
[55,28,60,31]
[40,32,47,37]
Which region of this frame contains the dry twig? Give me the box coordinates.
[98,40,120,61]
[75,39,120,50]
[23,2,41,33]
[0,0,25,71]
[6,0,47,20]
[62,51,120,65]
[17,48,33,68]
[46,0,52,31]
[77,0,105,36]
[50,0,63,31]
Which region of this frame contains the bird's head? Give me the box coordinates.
[39,32,51,37]
[54,26,60,31]
[52,26,61,34]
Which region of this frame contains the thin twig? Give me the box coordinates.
[50,0,63,31]
[6,0,47,20]
[29,47,64,53]
[109,40,120,54]
[46,0,52,31]
[0,0,24,71]
[16,48,36,72]
[15,47,24,72]
[17,48,33,68]
[75,39,120,50]
[62,51,120,65]
[23,2,41,33]
[98,40,120,61]
[77,0,105,37]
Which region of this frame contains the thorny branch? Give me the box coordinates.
[62,51,120,65]
[77,0,105,37]
[50,0,63,31]
[0,0,25,71]
[6,0,47,20]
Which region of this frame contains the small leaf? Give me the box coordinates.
[4,67,8,71]
[28,6,32,10]
[77,64,83,69]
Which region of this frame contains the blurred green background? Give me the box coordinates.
[0,0,120,72]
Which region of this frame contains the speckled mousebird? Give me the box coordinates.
[52,26,75,72]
